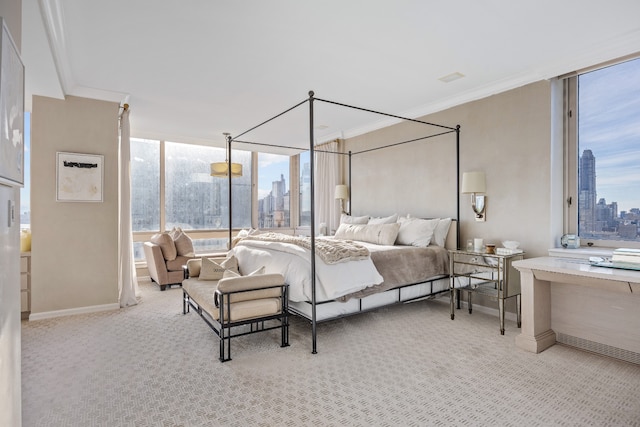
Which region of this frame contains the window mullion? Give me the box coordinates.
[159,140,166,232]
[565,77,578,235]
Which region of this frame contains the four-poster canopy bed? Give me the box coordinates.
[223,91,461,354]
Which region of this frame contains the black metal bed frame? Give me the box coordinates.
[287,274,451,322]
[224,91,461,354]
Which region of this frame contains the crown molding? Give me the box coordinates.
[38,0,129,104]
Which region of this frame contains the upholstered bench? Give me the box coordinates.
[182,257,289,362]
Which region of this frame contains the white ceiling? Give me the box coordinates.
[22,0,640,151]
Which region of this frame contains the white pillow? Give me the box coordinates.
[334,223,400,246]
[199,257,227,280]
[222,269,240,279]
[199,256,239,280]
[368,213,398,225]
[432,218,452,247]
[340,213,369,224]
[224,264,264,278]
[248,266,265,276]
[396,218,439,247]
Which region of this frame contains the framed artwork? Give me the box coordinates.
[56,152,104,202]
[0,18,25,186]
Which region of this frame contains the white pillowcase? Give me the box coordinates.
[395,217,439,247]
[199,256,239,280]
[432,218,452,247]
[334,223,400,246]
[368,213,398,225]
[340,213,369,224]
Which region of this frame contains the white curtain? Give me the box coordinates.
[118,108,139,307]
[314,140,340,234]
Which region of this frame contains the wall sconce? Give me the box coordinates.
[211,132,243,178]
[461,171,486,222]
[335,184,350,215]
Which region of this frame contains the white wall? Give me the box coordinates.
[0,3,22,426]
[30,95,120,317]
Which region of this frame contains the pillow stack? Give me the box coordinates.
[150,227,195,261]
[336,213,452,247]
[196,255,265,307]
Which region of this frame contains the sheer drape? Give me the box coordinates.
[118,108,139,307]
[314,140,340,234]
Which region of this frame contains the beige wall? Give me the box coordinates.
[345,81,563,314]
[346,80,561,258]
[31,95,120,315]
[0,3,22,427]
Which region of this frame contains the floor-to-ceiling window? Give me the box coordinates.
[131,139,303,261]
[567,56,640,247]
[257,153,290,228]
[131,139,252,260]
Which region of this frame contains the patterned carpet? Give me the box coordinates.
[22,279,640,426]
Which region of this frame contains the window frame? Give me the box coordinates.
[564,57,640,249]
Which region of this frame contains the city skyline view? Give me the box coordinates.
[257,153,290,200]
[578,57,640,213]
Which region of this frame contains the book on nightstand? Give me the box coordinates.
[496,248,524,255]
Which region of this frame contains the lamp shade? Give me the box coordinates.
[461,171,486,194]
[210,162,243,178]
[334,184,349,200]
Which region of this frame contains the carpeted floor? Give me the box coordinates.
[22,279,640,426]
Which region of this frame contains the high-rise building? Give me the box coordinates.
[258,174,289,228]
[578,149,597,234]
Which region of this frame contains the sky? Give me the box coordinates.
[578,57,640,213]
[257,152,290,199]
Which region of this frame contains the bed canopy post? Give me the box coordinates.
[308,90,318,355]
[455,125,461,249]
[227,133,233,248]
[348,151,352,215]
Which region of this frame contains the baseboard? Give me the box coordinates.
[29,303,120,321]
[556,333,640,365]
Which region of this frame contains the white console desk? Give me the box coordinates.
[512,257,640,361]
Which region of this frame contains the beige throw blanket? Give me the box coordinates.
[242,233,369,264]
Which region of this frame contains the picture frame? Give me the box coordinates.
[56,152,104,202]
[0,18,25,186]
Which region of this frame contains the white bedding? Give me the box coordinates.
[230,238,384,302]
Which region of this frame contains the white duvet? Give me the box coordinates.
[230,238,384,302]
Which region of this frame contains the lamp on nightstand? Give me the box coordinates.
[461,171,486,221]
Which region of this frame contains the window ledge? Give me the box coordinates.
[548,247,614,260]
